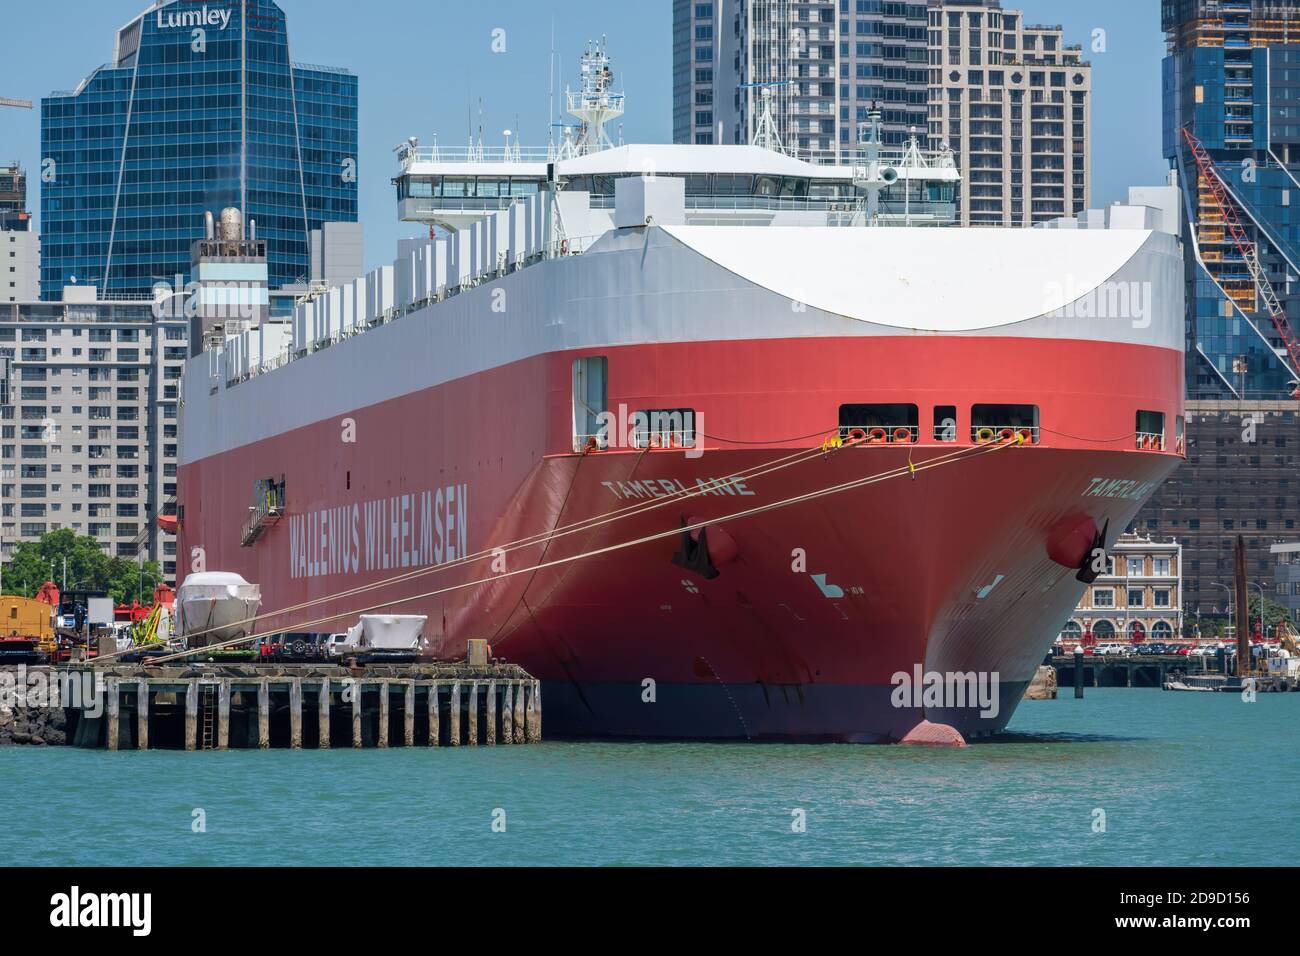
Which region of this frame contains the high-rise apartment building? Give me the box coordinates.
[1,163,40,303]
[1134,399,1298,616]
[673,0,929,157]
[927,0,1091,226]
[0,162,28,222]
[1163,0,1300,400]
[39,0,358,305]
[0,290,185,579]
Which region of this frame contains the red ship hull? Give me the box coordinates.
[179,333,1182,741]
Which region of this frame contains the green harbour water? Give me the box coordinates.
[3,688,1296,866]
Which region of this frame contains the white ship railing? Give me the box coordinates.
[972,425,1041,445]
[571,430,699,454]
[837,425,920,444]
[401,142,955,171]
[229,234,603,387]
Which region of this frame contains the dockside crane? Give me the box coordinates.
[1181,125,1300,399]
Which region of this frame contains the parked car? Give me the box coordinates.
[261,632,329,663]
[323,632,350,659]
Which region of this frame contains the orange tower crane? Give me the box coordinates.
[1181,125,1300,398]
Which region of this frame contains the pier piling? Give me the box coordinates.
[467,683,479,745]
[526,681,541,743]
[1073,649,1085,699]
[427,682,440,746]
[34,661,540,752]
[105,677,120,752]
[217,679,231,750]
[318,678,331,749]
[258,681,270,748]
[289,678,303,749]
[352,682,362,748]
[403,681,415,747]
[185,679,198,751]
[136,679,149,751]
[450,682,461,746]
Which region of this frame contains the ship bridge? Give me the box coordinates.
[395,141,960,232]
[394,38,958,231]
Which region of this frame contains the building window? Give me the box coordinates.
[1153,589,1171,608]
[1127,588,1144,608]
[1093,588,1114,608]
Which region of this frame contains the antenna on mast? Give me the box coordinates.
[548,19,556,157]
[739,80,789,153]
[853,101,900,227]
[564,36,624,155]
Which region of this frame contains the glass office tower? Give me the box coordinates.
[673,0,928,155]
[40,0,357,300]
[1163,0,1300,399]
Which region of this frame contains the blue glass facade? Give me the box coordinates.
[40,0,357,300]
[1162,1,1300,399]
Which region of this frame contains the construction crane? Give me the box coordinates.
[1181,125,1300,399]
[0,98,33,110]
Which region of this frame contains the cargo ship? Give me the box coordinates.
[176,45,1185,742]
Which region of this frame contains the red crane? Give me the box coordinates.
[1181,125,1300,398]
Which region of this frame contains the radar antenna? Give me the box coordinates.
[852,102,899,227]
[565,37,624,155]
[739,81,790,154]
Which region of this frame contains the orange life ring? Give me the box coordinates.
[1017,427,1034,444]
[867,427,888,444]
[847,427,868,444]
[999,428,1016,442]
[892,427,914,444]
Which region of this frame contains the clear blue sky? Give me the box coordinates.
[0,0,1168,273]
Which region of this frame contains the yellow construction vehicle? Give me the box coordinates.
[0,595,56,663]
[130,604,164,648]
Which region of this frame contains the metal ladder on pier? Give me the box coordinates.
[200,684,218,750]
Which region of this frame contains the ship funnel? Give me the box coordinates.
[205,210,215,240]
[219,207,244,242]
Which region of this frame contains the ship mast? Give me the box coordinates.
[852,102,898,227]
[563,37,624,157]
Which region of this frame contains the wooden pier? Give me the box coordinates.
[55,662,541,751]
